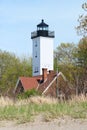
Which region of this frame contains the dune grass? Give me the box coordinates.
[0,95,86,123]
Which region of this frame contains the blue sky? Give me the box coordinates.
[0,0,85,57]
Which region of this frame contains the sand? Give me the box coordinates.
[0,117,87,130]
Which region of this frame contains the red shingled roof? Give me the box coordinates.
[19,76,41,91]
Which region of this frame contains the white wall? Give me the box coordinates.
[40,37,53,74]
[32,36,54,76]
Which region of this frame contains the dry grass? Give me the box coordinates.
[0,95,86,123]
[0,96,58,107]
[68,94,87,106]
[0,96,14,106]
[29,96,58,104]
[0,95,87,106]
[71,94,87,102]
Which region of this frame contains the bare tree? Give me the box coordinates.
[76,3,87,36]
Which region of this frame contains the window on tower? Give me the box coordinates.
[35,41,37,47]
[34,67,38,73]
[35,51,37,58]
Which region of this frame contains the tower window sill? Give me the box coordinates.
[34,71,39,73]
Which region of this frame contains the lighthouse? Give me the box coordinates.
[31,19,55,76]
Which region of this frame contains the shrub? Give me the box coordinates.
[17,89,40,99]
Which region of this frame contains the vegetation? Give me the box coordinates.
[17,89,40,99]
[54,36,87,94]
[76,2,87,36]
[0,96,86,123]
[54,43,77,83]
[0,50,32,95]
[76,38,87,89]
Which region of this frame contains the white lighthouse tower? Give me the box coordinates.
[31,19,55,76]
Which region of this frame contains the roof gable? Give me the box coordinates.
[19,76,40,91]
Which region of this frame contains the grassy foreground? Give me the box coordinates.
[0,96,87,123]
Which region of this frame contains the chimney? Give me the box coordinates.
[42,68,47,81]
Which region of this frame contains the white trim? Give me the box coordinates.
[42,72,67,95]
[13,78,20,94]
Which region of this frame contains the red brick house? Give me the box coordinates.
[14,68,75,99]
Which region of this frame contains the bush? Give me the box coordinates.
[17,89,40,99]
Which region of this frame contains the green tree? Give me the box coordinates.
[0,50,32,95]
[76,37,87,84]
[67,37,87,94]
[54,43,78,88]
[77,37,87,68]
